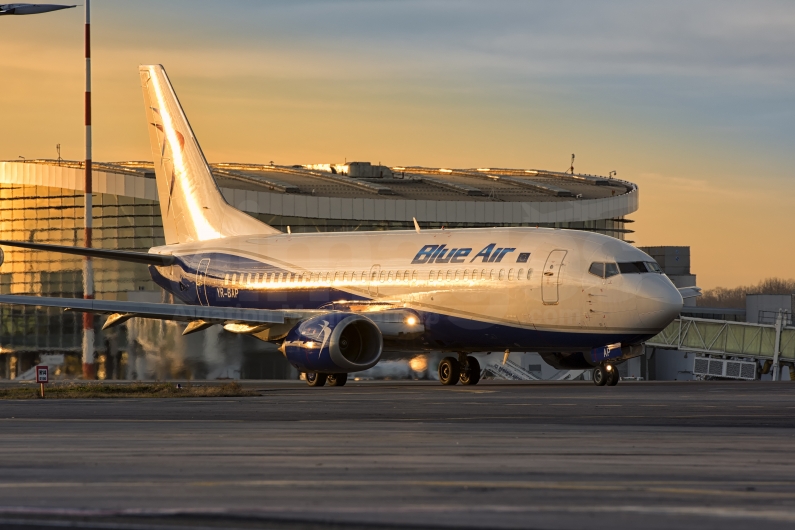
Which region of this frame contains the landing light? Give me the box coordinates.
[605,365,613,372]
[306,341,315,348]
[406,316,418,326]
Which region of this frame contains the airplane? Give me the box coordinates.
[0,64,688,387]
[0,4,76,15]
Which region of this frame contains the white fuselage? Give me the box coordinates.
[149,226,682,354]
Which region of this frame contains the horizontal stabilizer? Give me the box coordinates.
[0,240,174,266]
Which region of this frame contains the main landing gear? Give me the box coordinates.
[305,372,348,387]
[439,354,481,386]
[592,364,620,386]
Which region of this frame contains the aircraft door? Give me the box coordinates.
[196,258,211,306]
[368,264,381,298]
[542,250,567,305]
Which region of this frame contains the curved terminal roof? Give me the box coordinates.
[0,160,637,225]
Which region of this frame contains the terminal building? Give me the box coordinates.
[0,159,638,380]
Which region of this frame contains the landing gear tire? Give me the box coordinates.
[305,372,327,387]
[592,366,609,386]
[327,373,348,387]
[460,356,481,386]
[607,366,620,386]
[439,357,461,386]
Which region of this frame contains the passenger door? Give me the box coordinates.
[196,258,211,306]
[542,250,567,305]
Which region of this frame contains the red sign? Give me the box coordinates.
[35,365,49,384]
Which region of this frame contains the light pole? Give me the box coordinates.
[82,0,94,379]
[83,0,94,379]
[4,2,94,378]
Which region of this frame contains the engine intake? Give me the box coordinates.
[282,312,383,373]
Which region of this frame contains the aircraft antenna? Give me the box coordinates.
[413,217,421,233]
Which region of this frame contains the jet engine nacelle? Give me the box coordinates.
[282,312,383,373]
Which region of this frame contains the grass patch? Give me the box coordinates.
[0,382,259,399]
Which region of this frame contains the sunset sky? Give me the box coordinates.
[1,0,794,289]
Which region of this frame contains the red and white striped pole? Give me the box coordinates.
[82,0,95,379]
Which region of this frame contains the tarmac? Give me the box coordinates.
[0,380,794,530]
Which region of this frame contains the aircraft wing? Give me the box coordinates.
[677,286,702,299]
[0,295,300,336]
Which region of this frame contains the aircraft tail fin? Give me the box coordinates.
[139,65,280,244]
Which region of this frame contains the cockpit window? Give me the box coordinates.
[589,262,620,279]
[588,262,605,278]
[618,261,663,274]
[591,261,660,277]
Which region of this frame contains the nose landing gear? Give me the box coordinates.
[593,364,620,386]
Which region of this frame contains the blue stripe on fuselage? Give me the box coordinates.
[149,252,369,310]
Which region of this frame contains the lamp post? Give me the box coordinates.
[82,0,94,379]
[4,2,94,378]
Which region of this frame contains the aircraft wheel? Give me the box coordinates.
[327,373,348,387]
[460,356,481,386]
[306,372,327,387]
[607,366,620,386]
[592,366,608,386]
[439,357,461,386]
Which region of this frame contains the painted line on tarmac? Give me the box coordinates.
[2,480,795,500]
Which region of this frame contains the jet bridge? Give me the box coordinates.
[646,312,795,381]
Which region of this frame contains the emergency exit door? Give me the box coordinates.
[542,250,567,304]
[368,264,381,297]
[196,258,211,306]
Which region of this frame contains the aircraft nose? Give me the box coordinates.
[635,275,683,330]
